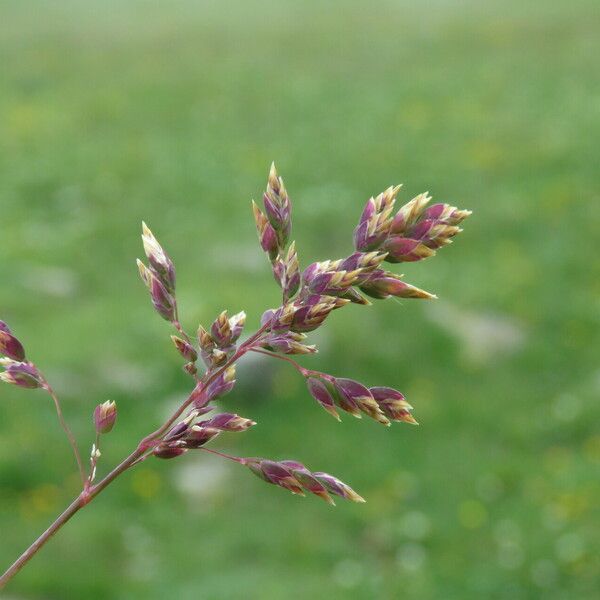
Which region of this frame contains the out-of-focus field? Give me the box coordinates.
[1,1,598,598]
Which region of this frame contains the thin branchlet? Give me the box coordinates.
[0,165,471,589]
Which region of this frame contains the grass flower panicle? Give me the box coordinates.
[0,164,471,589]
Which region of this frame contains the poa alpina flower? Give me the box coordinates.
[0,360,43,389]
[370,387,417,424]
[389,192,432,235]
[197,366,237,406]
[290,295,350,333]
[382,236,437,263]
[306,378,340,421]
[171,336,198,362]
[353,187,472,265]
[182,425,221,448]
[311,471,366,503]
[93,400,117,434]
[248,459,305,495]
[304,262,363,297]
[0,330,26,362]
[359,270,436,300]
[0,163,471,588]
[228,311,246,344]
[272,242,301,301]
[136,259,176,321]
[262,303,297,332]
[205,310,247,355]
[211,310,233,348]
[278,461,335,504]
[263,332,316,355]
[141,222,176,292]
[303,372,417,426]
[197,325,227,368]
[334,378,390,425]
[251,200,279,260]
[263,163,292,250]
[153,446,187,460]
[202,413,256,432]
[353,185,402,251]
[245,458,364,504]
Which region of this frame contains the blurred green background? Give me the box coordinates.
[1,1,598,598]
